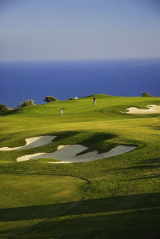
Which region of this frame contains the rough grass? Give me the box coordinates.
[0,95,160,238]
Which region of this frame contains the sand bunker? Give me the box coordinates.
[0,136,56,151]
[125,105,160,114]
[16,144,136,163]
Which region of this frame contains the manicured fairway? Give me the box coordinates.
[0,95,160,239]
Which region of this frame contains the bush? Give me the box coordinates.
[141,92,153,97]
[68,98,74,100]
[68,96,79,100]
[0,104,8,112]
[20,99,35,107]
[44,96,57,103]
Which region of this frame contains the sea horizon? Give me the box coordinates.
[1,58,160,107]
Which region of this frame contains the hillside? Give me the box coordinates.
[0,95,160,239]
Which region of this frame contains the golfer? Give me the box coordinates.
[92,96,96,105]
[60,108,64,116]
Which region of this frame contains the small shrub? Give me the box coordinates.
[0,104,8,112]
[20,99,35,107]
[68,98,74,100]
[68,96,79,100]
[141,92,153,97]
[44,96,57,103]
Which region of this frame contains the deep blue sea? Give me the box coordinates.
[0,59,160,107]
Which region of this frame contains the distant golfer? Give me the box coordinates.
[60,108,64,116]
[92,96,96,105]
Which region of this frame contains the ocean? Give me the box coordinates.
[0,59,160,107]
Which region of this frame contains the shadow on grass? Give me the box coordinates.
[120,165,160,171]
[1,192,160,222]
[1,193,160,239]
[76,132,117,155]
[41,130,119,155]
[138,158,160,164]
[129,174,160,181]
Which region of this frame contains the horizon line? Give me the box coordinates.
[0,57,160,63]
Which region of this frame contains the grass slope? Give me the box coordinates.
[0,95,160,238]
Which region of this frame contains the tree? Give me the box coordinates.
[141,92,153,97]
[20,99,35,107]
[0,104,8,112]
[44,96,57,103]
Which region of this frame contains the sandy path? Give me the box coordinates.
[0,136,56,151]
[125,105,160,114]
[16,144,136,163]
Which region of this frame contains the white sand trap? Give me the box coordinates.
[0,136,56,151]
[16,144,136,163]
[57,145,70,150]
[125,105,160,114]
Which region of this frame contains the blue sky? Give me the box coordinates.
[1,0,160,61]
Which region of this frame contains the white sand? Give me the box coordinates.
[57,145,69,150]
[0,136,56,151]
[125,105,160,114]
[16,144,136,163]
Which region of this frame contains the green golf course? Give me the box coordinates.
[0,94,160,239]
